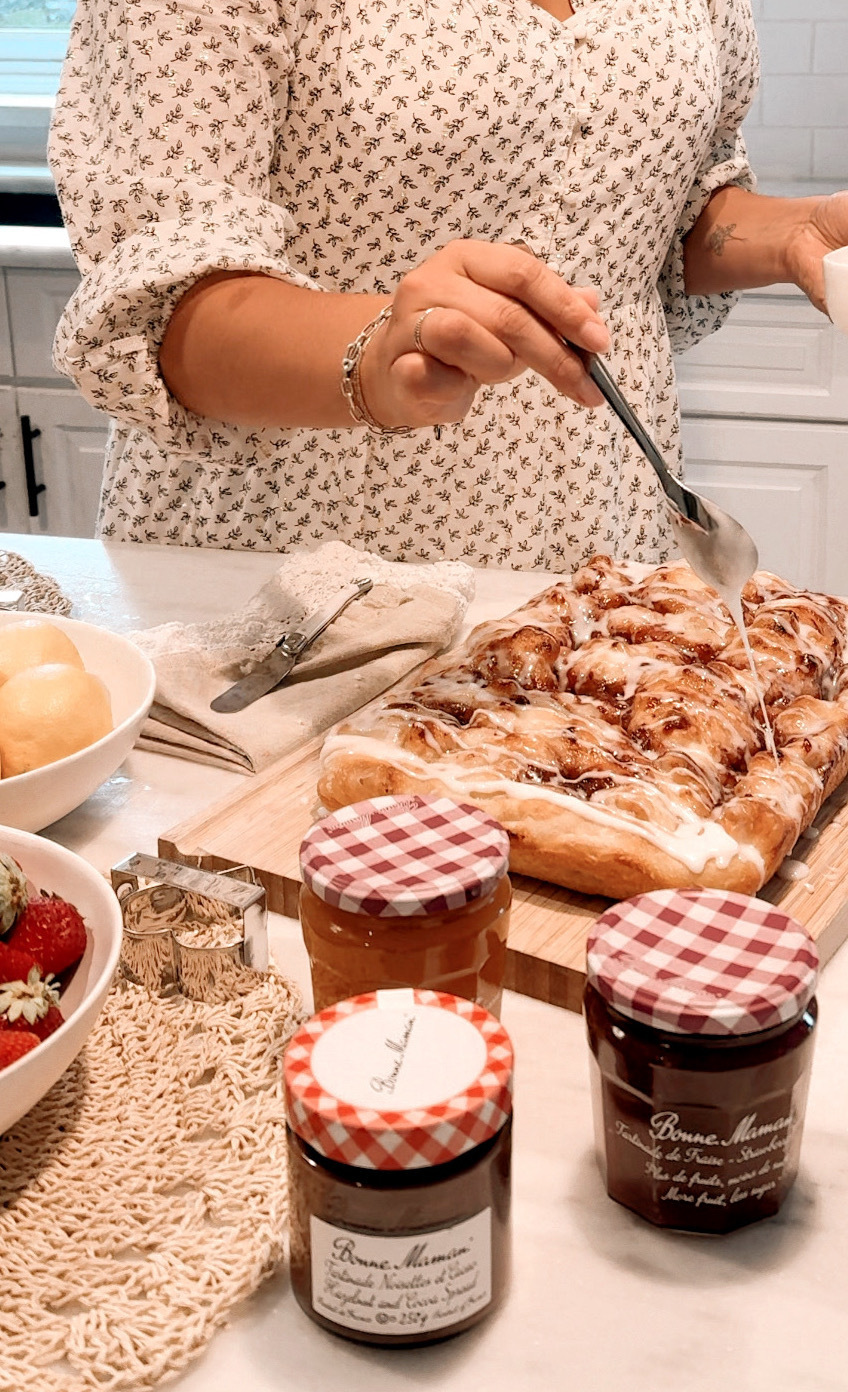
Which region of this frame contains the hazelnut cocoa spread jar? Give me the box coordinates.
[284,986,513,1346]
[584,888,818,1235]
[299,795,512,1015]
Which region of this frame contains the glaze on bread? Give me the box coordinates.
[317,556,848,898]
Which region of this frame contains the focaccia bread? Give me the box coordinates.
[317,555,848,898]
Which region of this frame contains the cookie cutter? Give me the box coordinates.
[110,853,268,1003]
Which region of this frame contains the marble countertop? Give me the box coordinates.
[8,534,848,1392]
[0,224,75,270]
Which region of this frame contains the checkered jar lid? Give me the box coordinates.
[284,987,514,1169]
[299,795,510,917]
[586,889,819,1037]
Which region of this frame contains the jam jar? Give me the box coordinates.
[584,888,819,1234]
[299,795,512,1015]
[284,986,514,1345]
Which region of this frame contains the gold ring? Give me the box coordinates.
[413,306,441,354]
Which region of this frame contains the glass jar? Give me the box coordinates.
[299,795,512,1015]
[584,888,819,1235]
[284,987,513,1346]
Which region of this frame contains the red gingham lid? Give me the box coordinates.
[586,889,818,1037]
[299,795,510,917]
[284,987,514,1170]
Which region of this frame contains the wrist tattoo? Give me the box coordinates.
[707,222,745,256]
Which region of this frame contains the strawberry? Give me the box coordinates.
[0,1031,40,1069]
[1,1002,64,1041]
[8,895,88,976]
[0,965,62,1035]
[0,940,38,983]
[0,852,29,935]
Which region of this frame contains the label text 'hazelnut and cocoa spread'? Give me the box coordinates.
[284,987,513,1344]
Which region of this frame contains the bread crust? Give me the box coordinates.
[317,558,848,898]
[317,753,767,897]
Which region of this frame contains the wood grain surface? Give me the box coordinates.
[160,737,848,1014]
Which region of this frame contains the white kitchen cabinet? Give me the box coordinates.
[15,387,108,538]
[677,284,848,422]
[0,265,109,539]
[6,268,85,381]
[675,283,848,595]
[0,385,31,532]
[0,278,13,381]
[681,417,848,593]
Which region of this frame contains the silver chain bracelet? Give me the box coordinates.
[340,305,412,435]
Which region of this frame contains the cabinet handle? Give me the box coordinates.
[20,416,45,518]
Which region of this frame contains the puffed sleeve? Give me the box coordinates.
[658,0,760,353]
[48,0,319,454]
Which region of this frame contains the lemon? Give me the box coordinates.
[0,663,113,777]
[0,620,84,685]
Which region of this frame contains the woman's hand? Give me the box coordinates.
[357,239,611,431]
[785,191,848,315]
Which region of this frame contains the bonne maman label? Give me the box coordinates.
[310,1210,492,1336]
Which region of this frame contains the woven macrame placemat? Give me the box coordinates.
[0,964,305,1392]
[0,550,72,615]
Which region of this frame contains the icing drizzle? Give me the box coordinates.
[321,557,848,881]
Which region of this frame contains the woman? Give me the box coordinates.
[48,0,847,567]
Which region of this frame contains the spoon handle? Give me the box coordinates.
[564,340,713,531]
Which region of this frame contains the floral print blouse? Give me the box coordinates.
[49,0,759,568]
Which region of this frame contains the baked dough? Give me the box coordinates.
[317,556,848,897]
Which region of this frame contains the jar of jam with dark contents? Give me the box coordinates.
[584,889,818,1234]
[299,795,512,1016]
[284,987,513,1345]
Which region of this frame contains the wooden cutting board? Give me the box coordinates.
[160,736,848,1014]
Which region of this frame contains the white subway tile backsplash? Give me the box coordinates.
[757,21,813,74]
[813,23,848,74]
[813,128,848,180]
[738,5,848,182]
[559,4,838,184]
[746,89,763,127]
[743,124,814,180]
[762,76,848,129]
[762,0,847,19]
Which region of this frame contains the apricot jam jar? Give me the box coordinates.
[298,795,512,1015]
[584,889,818,1234]
[284,987,513,1345]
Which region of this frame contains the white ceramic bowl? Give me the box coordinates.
[0,825,123,1134]
[0,612,156,832]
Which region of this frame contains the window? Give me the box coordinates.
[0,0,74,167]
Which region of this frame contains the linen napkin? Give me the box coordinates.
[131,541,475,774]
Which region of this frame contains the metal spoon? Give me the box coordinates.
[568,343,759,597]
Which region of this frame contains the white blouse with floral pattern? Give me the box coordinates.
[49,0,759,567]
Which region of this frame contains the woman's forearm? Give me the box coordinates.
[157,243,612,432]
[683,186,823,297]
[158,272,386,429]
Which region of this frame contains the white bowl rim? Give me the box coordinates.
[0,614,156,789]
[0,826,122,1081]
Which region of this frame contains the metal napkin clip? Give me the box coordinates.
[111,853,268,1003]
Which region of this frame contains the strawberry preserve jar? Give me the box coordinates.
[584,889,819,1234]
[284,987,513,1345]
[298,795,512,1015]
